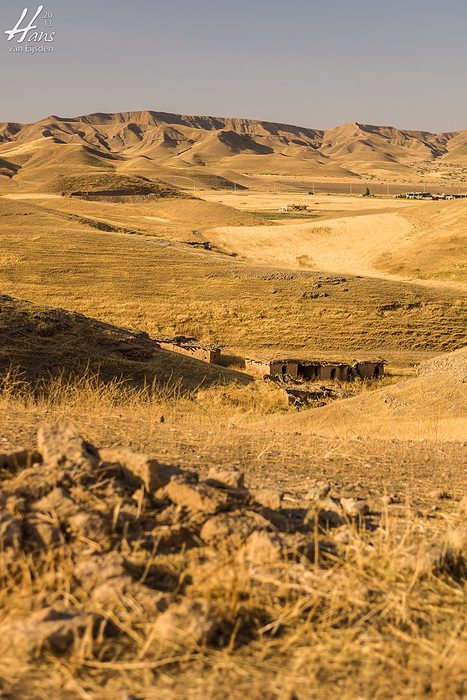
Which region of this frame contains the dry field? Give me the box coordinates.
[1,112,466,698]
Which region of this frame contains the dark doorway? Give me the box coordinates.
[330,368,337,380]
[281,365,287,375]
[373,366,380,378]
[299,365,318,380]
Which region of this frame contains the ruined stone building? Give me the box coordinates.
[156,336,222,364]
[245,357,384,381]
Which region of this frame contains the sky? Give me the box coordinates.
[0,0,466,131]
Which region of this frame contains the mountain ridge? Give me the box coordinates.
[1,111,466,185]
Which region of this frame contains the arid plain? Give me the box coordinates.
[0,111,466,699]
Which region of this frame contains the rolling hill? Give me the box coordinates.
[0,112,466,188]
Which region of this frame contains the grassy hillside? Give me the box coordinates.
[0,199,465,367]
[277,347,467,441]
[375,199,467,283]
[0,292,249,391]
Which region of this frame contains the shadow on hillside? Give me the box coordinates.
[0,294,252,392]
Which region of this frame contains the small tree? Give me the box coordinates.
[364,187,371,197]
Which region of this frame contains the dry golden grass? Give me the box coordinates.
[198,195,467,287]
[279,347,467,442]
[0,198,465,372]
[0,374,465,700]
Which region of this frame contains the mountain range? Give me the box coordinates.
[0,111,466,187]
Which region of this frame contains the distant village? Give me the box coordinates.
[398,192,467,200]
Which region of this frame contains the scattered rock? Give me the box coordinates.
[33,487,79,520]
[99,447,175,492]
[340,498,370,517]
[67,511,109,544]
[159,476,231,515]
[428,489,452,500]
[206,467,245,490]
[152,598,220,646]
[200,511,271,546]
[0,607,99,661]
[37,422,98,470]
[242,530,284,563]
[306,481,331,501]
[252,488,283,510]
[75,552,127,590]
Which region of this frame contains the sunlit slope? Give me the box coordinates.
[1,112,466,186]
[279,348,467,441]
[374,199,467,283]
[0,199,464,360]
[206,200,467,285]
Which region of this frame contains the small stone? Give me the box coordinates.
[242,530,284,563]
[252,488,283,510]
[0,607,95,661]
[37,423,98,470]
[75,552,127,590]
[99,447,175,492]
[67,511,109,544]
[152,598,220,646]
[206,467,245,490]
[315,498,344,528]
[306,481,331,501]
[149,524,194,551]
[340,498,370,517]
[428,489,452,500]
[160,476,231,514]
[200,511,271,546]
[33,487,79,520]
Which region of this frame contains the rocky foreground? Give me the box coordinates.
[0,424,465,698]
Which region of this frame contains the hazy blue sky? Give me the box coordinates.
[1,0,466,131]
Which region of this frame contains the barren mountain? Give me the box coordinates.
[0,111,465,187]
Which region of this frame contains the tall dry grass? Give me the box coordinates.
[0,497,465,699]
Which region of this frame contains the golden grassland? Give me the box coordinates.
[0,196,465,372]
